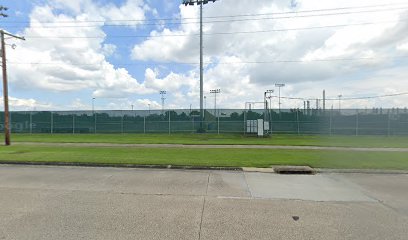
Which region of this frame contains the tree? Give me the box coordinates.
[0,6,8,18]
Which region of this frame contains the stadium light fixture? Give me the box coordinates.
[275,83,285,112]
[338,94,342,111]
[210,89,220,116]
[264,89,274,110]
[160,90,167,114]
[182,0,218,131]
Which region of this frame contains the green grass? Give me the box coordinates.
[0,145,407,170]
[7,133,408,148]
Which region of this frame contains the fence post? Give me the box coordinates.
[387,111,391,136]
[51,111,53,134]
[217,116,220,134]
[72,114,75,134]
[30,111,33,134]
[329,109,332,135]
[243,111,246,135]
[144,116,146,134]
[168,111,171,135]
[296,110,300,135]
[94,112,97,134]
[121,112,124,134]
[356,111,359,136]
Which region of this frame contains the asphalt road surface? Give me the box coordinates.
[0,165,407,240]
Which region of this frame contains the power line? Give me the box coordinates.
[3,2,408,24]
[268,92,408,101]
[8,55,408,66]
[22,18,408,39]
[3,5,408,29]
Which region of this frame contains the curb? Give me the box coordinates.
[1,161,406,174]
[0,161,243,171]
[316,168,408,174]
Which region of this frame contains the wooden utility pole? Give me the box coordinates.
[1,30,25,145]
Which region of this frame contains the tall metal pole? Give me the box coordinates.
[199,2,204,128]
[1,30,25,146]
[182,0,218,130]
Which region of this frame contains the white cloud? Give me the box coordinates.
[0,97,54,111]
[8,0,152,98]
[5,0,408,110]
[129,0,408,109]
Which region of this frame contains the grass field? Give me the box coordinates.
[1,133,407,170]
[0,145,407,170]
[8,133,408,148]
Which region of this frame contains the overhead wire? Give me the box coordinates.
[3,2,408,24]
[268,92,408,101]
[19,18,408,39]
[7,55,408,66]
[2,4,408,29]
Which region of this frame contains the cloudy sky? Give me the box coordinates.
[1,0,408,111]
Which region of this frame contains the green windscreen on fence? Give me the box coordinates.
[0,108,407,135]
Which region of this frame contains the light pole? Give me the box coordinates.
[264,90,274,132]
[338,94,342,111]
[148,104,151,115]
[182,0,218,130]
[264,90,274,111]
[160,90,166,114]
[1,29,25,145]
[210,89,220,116]
[275,83,285,112]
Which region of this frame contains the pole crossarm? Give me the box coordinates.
[1,30,25,41]
[182,0,217,6]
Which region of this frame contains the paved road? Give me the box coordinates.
[15,142,408,152]
[0,165,407,240]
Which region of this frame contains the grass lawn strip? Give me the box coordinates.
[0,145,407,170]
[7,134,408,148]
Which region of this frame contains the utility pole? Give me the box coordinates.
[182,0,218,131]
[323,90,326,111]
[1,29,25,145]
[210,89,220,116]
[160,90,166,114]
[275,83,285,112]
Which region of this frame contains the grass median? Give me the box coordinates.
[0,145,407,170]
[8,133,408,148]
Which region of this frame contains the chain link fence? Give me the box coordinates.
[1,108,407,135]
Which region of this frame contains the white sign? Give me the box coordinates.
[257,119,264,136]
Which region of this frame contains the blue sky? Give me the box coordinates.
[1,0,408,110]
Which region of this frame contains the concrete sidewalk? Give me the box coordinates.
[0,165,407,240]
